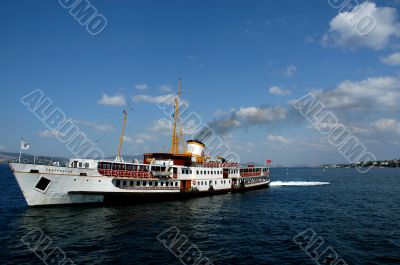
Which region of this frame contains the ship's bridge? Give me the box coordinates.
[68,158,98,169]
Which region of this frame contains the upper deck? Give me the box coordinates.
[95,159,268,180]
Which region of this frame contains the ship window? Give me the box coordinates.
[175,182,178,186]
[155,182,158,187]
[116,180,121,186]
[211,171,213,175]
[123,181,127,186]
[196,170,199,174]
[190,170,192,174]
[130,181,133,186]
[79,162,82,168]
[35,177,51,191]
[143,181,147,186]
[149,181,153,186]
[136,181,140,186]
[161,182,164,186]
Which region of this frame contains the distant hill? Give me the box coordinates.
[0,151,68,165]
[320,158,400,168]
[0,151,144,165]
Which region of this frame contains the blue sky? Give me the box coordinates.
[1,0,400,165]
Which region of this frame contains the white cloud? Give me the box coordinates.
[132,94,176,106]
[313,76,400,111]
[236,106,287,123]
[322,2,400,50]
[269,86,292,96]
[285,65,297,77]
[123,135,134,143]
[372,118,400,133]
[381,52,400,65]
[124,134,155,144]
[208,106,287,135]
[73,120,114,131]
[267,134,291,145]
[39,130,64,138]
[151,118,198,135]
[213,109,227,117]
[159,84,172,93]
[98,94,126,106]
[135,83,148,90]
[305,36,316,43]
[152,118,172,135]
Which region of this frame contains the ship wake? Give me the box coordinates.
[270,181,330,187]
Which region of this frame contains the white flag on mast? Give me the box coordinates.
[20,138,30,150]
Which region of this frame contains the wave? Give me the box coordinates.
[270,181,330,187]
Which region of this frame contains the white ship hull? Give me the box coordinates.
[10,161,270,206]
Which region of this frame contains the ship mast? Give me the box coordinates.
[170,78,185,154]
[116,109,127,162]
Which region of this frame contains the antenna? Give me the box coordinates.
[116,109,127,162]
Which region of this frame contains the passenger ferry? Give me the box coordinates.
[9,80,271,206]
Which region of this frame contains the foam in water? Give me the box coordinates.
[270,181,330,187]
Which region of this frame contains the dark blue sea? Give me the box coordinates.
[0,164,399,265]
